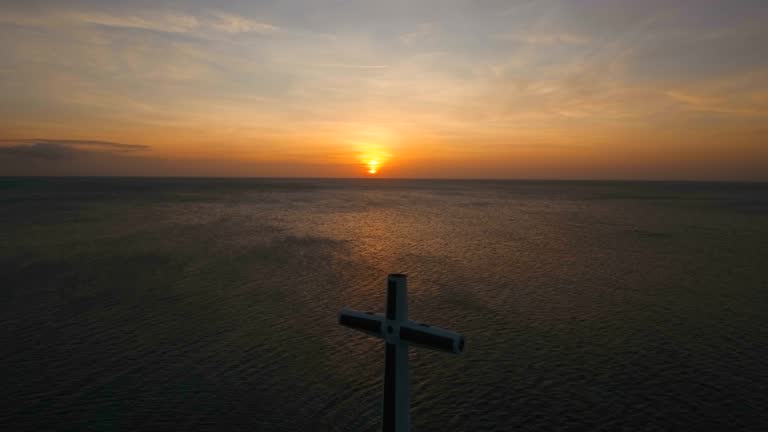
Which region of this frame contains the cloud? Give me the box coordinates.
[665,90,768,116]
[0,139,149,160]
[209,12,277,34]
[0,8,277,36]
[0,142,77,160]
[498,33,591,46]
[0,138,370,178]
[663,70,768,116]
[69,11,200,33]
[309,63,389,69]
[399,22,438,45]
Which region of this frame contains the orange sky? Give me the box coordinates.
[1,1,767,180]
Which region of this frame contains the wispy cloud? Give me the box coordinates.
[208,11,277,34]
[665,90,768,116]
[498,33,591,46]
[69,11,200,33]
[664,70,768,116]
[0,8,277,36]
[399,22,438,45]
[310,63,389,69]
[0,139,149,160]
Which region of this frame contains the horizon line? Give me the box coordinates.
[1,175,767,184]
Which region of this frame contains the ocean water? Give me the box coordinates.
[1,177,767,431]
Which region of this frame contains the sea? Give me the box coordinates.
[1,177,767,431]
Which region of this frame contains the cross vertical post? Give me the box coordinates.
[338,274,465,432]
[384,274,409,432]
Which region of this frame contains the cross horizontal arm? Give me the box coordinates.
[338,308,385,338]
[399,321,465,354]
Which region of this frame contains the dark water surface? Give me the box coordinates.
[2,177,767,431]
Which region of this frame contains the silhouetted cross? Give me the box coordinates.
[339,274,465,432]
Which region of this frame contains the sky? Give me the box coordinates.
[0,0,767,180]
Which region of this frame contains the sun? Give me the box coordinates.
[357,147,391,176]
[367,160,379,175]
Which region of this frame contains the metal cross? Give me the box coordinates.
[338,274,465,432]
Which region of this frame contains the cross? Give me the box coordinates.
[338,274,465,432]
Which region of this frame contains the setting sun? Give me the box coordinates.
[356,142,392,177]
[367,160,379,175]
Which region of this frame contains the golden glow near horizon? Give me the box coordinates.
[358,145,391,177]
[0,2,767,179]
